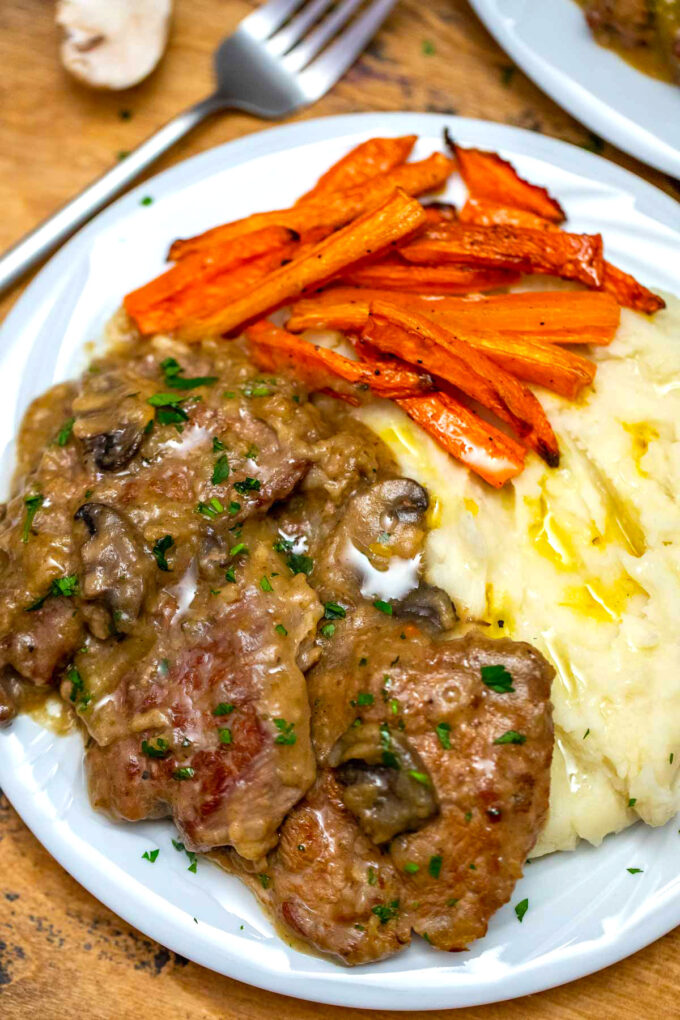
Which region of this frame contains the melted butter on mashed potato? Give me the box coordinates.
[358,290,680,856]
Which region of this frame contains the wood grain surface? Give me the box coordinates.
[0,2,678,1017]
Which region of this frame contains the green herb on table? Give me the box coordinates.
[142,849,159,863]
[514,898,529,922]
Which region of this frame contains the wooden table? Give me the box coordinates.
[0,2,678,1016]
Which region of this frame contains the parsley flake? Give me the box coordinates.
[275,623,288,636]
[56,417,75,447]
[141,737,170,759]
[142,849,159,863]
[514,898,529,923]
[373,599,393,615]
[260,576,273,592]
[152,534,174,571]
[324,602,346,620]
[211,454,230,485]
[404,862,419,874]
[428,855,442,879]
[481,664,515,693]
[435,721,451,750]
[22,494,43,543]
[273,718,296,745]
[160,357,217,391]
[371,900,400,925]
[233,476,260,494]
[213,703,235,716]
[173,767,195,780]
[494,730,526,745]
[218,728,233,745]
[627,867,643,874]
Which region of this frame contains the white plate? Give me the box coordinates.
[0,113,679,1011]
[469,0,680,179]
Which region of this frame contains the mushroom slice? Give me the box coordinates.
[329,722,438,844]
[75,503,154,633]
[57,0,173,91]
[392,584,457,631]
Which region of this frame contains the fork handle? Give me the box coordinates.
[0,95,224,297]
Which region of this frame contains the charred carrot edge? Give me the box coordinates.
[245,320,432,400]
[397,392,526,487]
[176,189,428,341]
[446,132,566,223]
[124,226,298,334]
[459,198,665,314]
[399,223,605,289]
[340,261,520,293]
[366,300,560,466]
[296,135,418,204]
[287,288,620,345]
[168,153,454,261]
[287,298,596,398]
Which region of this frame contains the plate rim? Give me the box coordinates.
[468,0,680,179]
[1,111,679,1010]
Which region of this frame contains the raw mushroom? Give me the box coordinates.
[56,0,173,90]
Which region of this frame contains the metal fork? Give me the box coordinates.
[0,0,397,296]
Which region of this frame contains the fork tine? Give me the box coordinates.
[282,0,365,73]
[266,0,334,56]
[296,0,397,96]
[241,0,307,41]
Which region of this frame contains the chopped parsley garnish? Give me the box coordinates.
[160,357,217,391]
[422,39,436,55]
[321,623,335,638]
[435,721,451,750]
[196,497,225,520]
[245,444,259,461]
[213,703,235,716]
[428,855,442,879]
[627,867,643,874]
[228,501,241,515]
[408,770,431,787]
[141,737,170,759]
[187,859,198,874]
[56,417,75,447]
[229,542,248,557]
[212,437,225,452]
[481,664,515,694]
[494,730,527,745]
[367,867,377,886]
[258,873,271,889]
[628,798,637,808]
[260,576,273,592]
[359,657,368,666]
[26,574,79,612]
[243,382,271,398]
[287,553,313,576]
[380,723,400,769]
[233,476,261,495]
[273,718,296,745]
[172,839,185,852]
[355,691,374,707]
[225,568,236,583]
[140,196,154,206]
[218,728,233,745]
[65,666,90,710]
[373,599,393,615]
[147,392,186,408]
[371,899,400,925]
[22,494,43,543]
[211,454,230,485]
[173,767,195,780]
[446,898,459,908]
[583,729,590,740]
[273,537,294,552]
[404,862,419,874]
[324,602,346,620]
[142,849,159,863]
[514,898,529,923]
[275,623,288,637]
[389,699,399,715]
[152,534,174,571]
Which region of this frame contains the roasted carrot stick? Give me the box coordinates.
[602,262,666,315]
[296,135,418,203]
[365,301,560,465]
[245,320,432,399]
[459,199,665,314]
[339,260,520,293]
[397,392,526,487]
[124,226,298,334]
[288,297,595,398]
[287,288,620,345]
[176,190,427,341]
[168,153,454,260]
[399,223,605,288]
[446,133,566,223]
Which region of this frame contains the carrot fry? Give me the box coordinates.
[446,133,566,223]
[288,288,620,345]
[397,392,526,487]
[399,223,605,288]
[365,301,560,465]
[459,199,665,314]
[296,135,418,203]
[128,247,302,335]
[245,320,432,400]
[288,298,595,399]
[168,153,454,260]
[340,260,520,293]
[124,226,298,334]
[602,261,666,315]
[176,190,427,341]
[459,198,557,231]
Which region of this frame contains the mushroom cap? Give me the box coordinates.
[57,0,173,90]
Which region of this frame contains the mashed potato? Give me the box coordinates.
[359,290,680,855]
